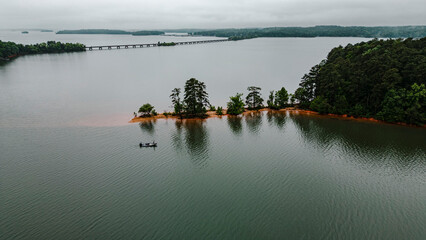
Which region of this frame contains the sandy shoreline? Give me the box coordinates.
[128,108,268,123]
[129,108,425,128]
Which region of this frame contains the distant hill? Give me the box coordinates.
[57,29,164,36]
[158,29,208,33]
[55,26,426,40]
[194,26,426,40]
[132,31,164,36]
[57,29,132,34]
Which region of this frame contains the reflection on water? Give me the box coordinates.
[139,119,156,136]
[289,112,426,168]
[143,112,425,171]
[227,116,243,135]
[171,120,184,151]
[244,111,263,134]
[1,111,425,239]
[266,110,288,129]
[171,120,209,167]
[183,120,209,167]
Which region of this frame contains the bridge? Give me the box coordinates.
[86,39,229,50]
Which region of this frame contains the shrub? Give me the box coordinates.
[138,103,155,117]
[227,93,245,115]
[216,106,223,115]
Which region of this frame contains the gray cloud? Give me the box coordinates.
[0,0,425,30]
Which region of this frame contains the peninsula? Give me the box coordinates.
[0,40,86,62]
[132,38,425,127]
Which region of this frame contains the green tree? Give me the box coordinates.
[377,83,426,125]
[267,91,276,109]
[294,37,426,124]
[333,95,349,115]
[351,104,365,117]
[299,63,321,102]
[274,87,289,109]
[183,78,210,116]
[138,103,155,116]
[0,40,86,62]
[293,87,310,108]
[216,106,224,115]
[289,93,296,105]
[170,88,183,117]
[246,86,263,109]
[227,93,245,115]
[310,96,331,114]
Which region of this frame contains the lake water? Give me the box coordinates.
[1,32,425,239]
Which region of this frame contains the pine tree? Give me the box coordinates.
[245,86,263,109]
[183,78,210,115]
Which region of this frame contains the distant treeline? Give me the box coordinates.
[0,40,86,61]
[133,31,166,36]
[55,26,426,40]
[194,26,426,40]
[157,42,176,46]
[56,29,165,36]
[293,37,426,125]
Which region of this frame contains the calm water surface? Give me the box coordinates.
[0,32,425,239]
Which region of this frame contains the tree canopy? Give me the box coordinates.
[157,42,176,46]
[0,40,85,61]
[170,88,183,117]
[227,93,245,115]
[195,26,426,41]
[246,86,263,109]
[138,103,155,116]
[267,87,290,109]
[293,37,426,125]
[183,78,210,116]
[274,87,289,109]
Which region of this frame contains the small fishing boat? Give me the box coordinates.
[139,142,157,148]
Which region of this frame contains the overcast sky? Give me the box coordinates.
[1,0,425,30]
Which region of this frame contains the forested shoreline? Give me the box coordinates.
[0,40,86,61]
[194,26,426,40]
[55,26,426,40]
[56,29,165,36]
[293,37,425,125]
[136,38,425,126]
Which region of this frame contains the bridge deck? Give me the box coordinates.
[86,39,229,50]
